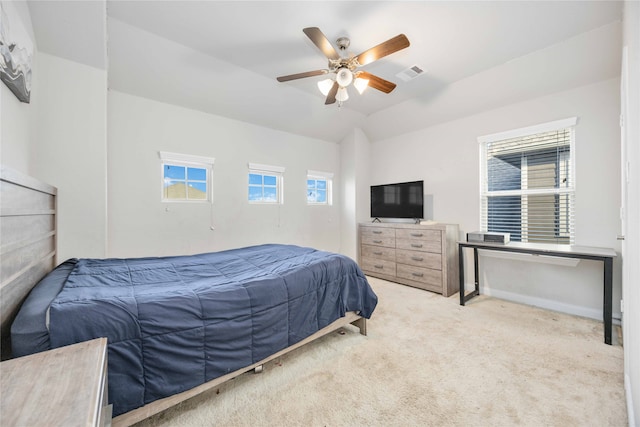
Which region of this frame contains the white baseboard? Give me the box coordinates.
[475,285,622,324]
[626,373,637,427]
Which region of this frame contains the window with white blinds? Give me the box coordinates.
[479,118,576,244]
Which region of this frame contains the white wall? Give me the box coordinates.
[0,0,36,172]
[371,78,622,321]
[107,91,341,258]
[339,128,371,260]
[0,2,107,264]
[30,53,107,262]
[1,83,33,170]
[622,1,640,424]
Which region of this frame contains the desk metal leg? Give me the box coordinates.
[459,245,465,305]
[473,248,479,295]
[604,257,613,345]
[459,246,480,306]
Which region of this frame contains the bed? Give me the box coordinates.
[0,166,377,426]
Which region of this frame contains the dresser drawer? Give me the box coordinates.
[396,264,442,287]
[396,229,441,241]
[396,238,441,253]
[361,244,396,261]
[361,257,396,276]
[361,227,395,239]
[396,249,441,269]
[361,234,395,248]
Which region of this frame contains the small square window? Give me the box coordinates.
[248,163,284,204]
[307,171,333,205]
[160,152,214,202]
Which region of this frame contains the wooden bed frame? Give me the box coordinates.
[0,165,368,426]
[0,166,57,361]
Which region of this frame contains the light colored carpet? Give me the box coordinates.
[134,277,626,426]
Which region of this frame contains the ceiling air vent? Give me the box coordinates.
[396,65,425,82]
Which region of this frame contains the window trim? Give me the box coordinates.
[248,162,285,204]
[307,170,333,205]
[478,118,577,244]
[477,117,578,144]
[159,151,215,203]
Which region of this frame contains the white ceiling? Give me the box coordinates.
[27,1,623,142]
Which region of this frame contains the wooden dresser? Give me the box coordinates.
[0,338,111,426]
[359,222,460,296]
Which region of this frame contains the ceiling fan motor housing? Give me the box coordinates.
[336,36,350,50]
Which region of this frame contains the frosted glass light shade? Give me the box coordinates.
[336,68,353,87]
[354,77,369,94]
[336,87,349,102]
[317,79,334,96]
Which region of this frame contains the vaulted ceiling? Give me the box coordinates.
[27,1,623,142]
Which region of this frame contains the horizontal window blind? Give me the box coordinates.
[480,126,575,244]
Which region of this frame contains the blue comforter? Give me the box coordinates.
[46,244,377,416]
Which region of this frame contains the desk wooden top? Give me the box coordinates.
[1,338,107,427]
[458,241,617,259]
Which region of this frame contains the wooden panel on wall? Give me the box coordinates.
[0,166,57,360]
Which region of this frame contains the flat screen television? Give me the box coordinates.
[370,180,424,220]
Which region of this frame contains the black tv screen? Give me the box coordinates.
[371,181,424,219]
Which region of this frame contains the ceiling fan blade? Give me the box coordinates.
[325,81,339,104]
[277,70,327,82]
[303,27,340,60]
[358,71,397,93]
[355,34,410,67]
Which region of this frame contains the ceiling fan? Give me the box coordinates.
[276,27,410,106]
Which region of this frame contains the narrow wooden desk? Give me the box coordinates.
[457,241,616,345]
[0,338,110,426]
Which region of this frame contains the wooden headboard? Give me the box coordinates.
[0,166,57,360]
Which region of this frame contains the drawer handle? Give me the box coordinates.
[373,251,383,255]
[410,233,423,237]
[374,264,384,269]
[373,240,383,244]
[411,256,424,262]
[411,243,423,248]
[412,272,424,277]
[372,230,383,234]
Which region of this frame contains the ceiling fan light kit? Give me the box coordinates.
[317,79,334,96]
[276,27,410,107]
[335,67,353,87]
[336,87,349,102]
[354,77,370,95]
